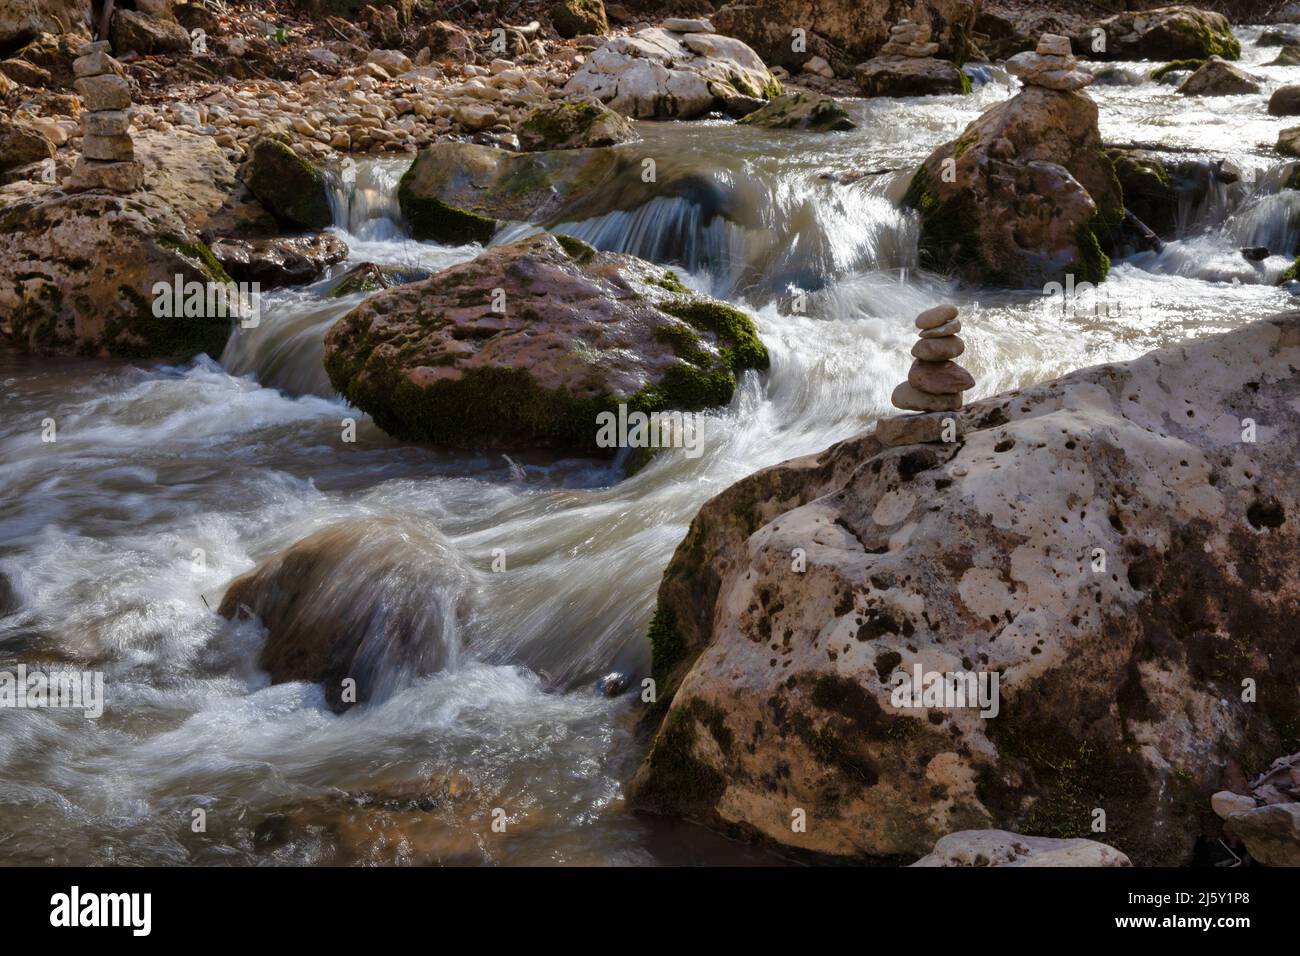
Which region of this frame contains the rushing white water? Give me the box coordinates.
[1,25,1297,864]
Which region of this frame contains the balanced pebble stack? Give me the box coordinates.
[876,304,973,447]
[65,41,143,193]
[879,20,940,59]
[1005,33,1094,91]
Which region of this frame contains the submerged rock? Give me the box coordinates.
[911,830,1131,867]
[397,142,742,245]
[219,517,473,711]
[563,26,780,120]
[628,314,1300,864]
[322,233,768,454]
[901,76,1122,287]
[736,91,855,131]
[1072,6,1240,62]
[517,100,634,151]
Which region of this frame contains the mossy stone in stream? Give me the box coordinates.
[1150,58,1204,81]
[517,101,634,151]
[240,137,333,231]
[736,91,856,132]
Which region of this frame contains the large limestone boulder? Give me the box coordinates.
[563,26,780,120]
[854,56,970,97]
[901,85,1123,287]
[712,0,977,75]
[1224,805,1300,866]
[1073,6,1240,62]
[1176,56,1262,96]
[911,830,1131,867]
[628,314,1300,864]
[0,0,91,45]
[322,233,768,453]
[218,517,473,711]
[0,191,233,356]
[0,128,251,357]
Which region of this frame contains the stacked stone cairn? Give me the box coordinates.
[875,304,974,447]
[65,41,143,193]
[1005,33,1094,91]
[879,19,939,58]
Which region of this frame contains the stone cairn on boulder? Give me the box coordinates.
[875,304,973,447]
[1005,33,1094,91]
[879,19,940,58]
[65,41,143,193]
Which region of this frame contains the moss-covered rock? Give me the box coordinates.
[549,0,607,39]
[1107,147,1176,238]
[0,190,234,358]
[239,136,333,231]
[902,85,1121,288]
[322,233,768,457]
[737,90,856,131]
[854,56,970,98]
[517,100,634,152]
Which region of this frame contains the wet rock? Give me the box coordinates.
[239,136,333,230]
[210,233,349,287]
[628,313,1300,863]
[1177,57,1262,96]
[1268,45,1300,67]
[1072,6,1240,62]
[1224,804,1300,866]
[1269,84,1300,117]
[911,830,1131,866]
[322,233,768,454]
[853,56,969,97]
[711,0,976,74]
[596,672,628,696]
[1106,148,1176,238]
[563,26,779,120]
[111,10,191,56]
[1241,246,1269,262]
[736,90,855,131]
[1280,126,1300,158]
[398,142,732,245]
[517,100,634,151]
[218,517,473,711]
[327,262,401,298]
[550,0,607,39]
[902,77,1122,287]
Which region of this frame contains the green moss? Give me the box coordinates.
[1280,255,1300,282]
[660,298,769,373]
[1150,58,1204,81]
[241,137,332,230]
[553,232,595,262]
[398,167,499,244]
[653,270,688,294]
[157,234,232,286]
[957,69,972,95]
[647,605,687,693]
[1068,217,1110,286]
[654,323,708,366]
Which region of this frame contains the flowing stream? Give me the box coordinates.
[0,25,1296,864]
